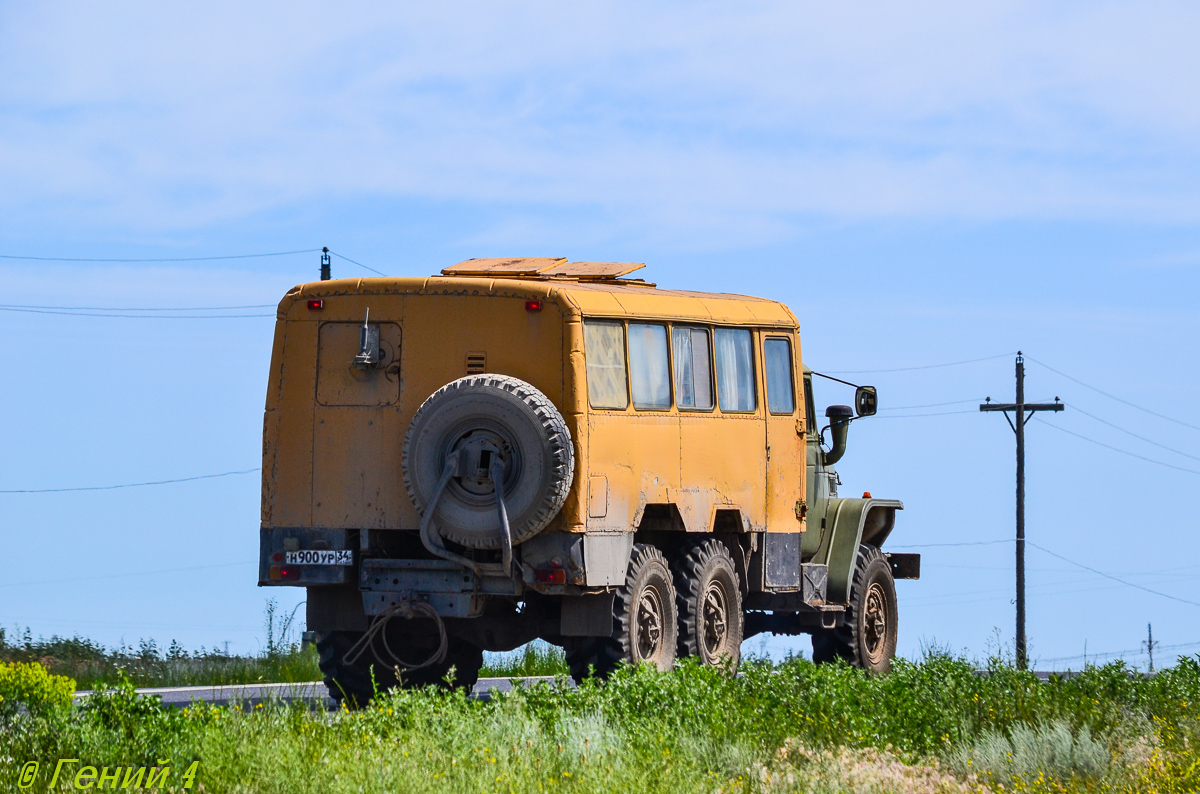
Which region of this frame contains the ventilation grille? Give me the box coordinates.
[466,352,487,374]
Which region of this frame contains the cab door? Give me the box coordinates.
[763,333,805,535]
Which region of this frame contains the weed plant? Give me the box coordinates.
[0,601,321,689]
[1,652,1197,793]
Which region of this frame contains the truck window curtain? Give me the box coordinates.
[714,328,756,412]
[672,326,713,409]
[764,338,795,414]
[628,323,671,409]
[583,320,629,409]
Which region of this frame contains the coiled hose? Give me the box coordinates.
[342,601,449,671]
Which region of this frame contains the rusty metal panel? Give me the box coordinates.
[678,412,766,532]
[312,405,407,528]
[588,475,608,518]
[441,257,566,276]
[316,322,401,406]
[269,319,316,528]
[763,533,801,589]
[764,331,806,534]
[586,411,679,532]
[544,261,645,279]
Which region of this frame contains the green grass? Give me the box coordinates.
[0,602,322,689]
[1,632,570,691]
[2,653,1198,793]
[481,641,568,678]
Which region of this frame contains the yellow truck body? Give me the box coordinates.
[258,258,913,703]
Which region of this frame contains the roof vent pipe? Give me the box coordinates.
[320,247,331,281]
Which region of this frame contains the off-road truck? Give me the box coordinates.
[258,258,919,704]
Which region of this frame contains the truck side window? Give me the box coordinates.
[583,320,629,409]
[764,338,795,414]
[672,326,713,410]
[714,328,756,412]
[628,323,671,410]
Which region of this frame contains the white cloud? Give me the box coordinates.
[2,1,1200,240]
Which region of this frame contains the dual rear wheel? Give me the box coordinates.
[564,541,743,682]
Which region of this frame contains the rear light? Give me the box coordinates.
[535,568,567,584]
[269,565,301,581]
[525,300,542,312]
[271,552,284,563]
[307,299,324,310]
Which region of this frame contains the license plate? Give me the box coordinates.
[285,549,353,566]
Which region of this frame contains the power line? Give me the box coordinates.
[1039,641,1200,665]
[888,538,1013,549]
[0,468,260,494]
[0,303,275,311]
[1068,403,1200,463]
[1034,419,1200,476]
[1027,541,1200,608]
[0,248,320,263]
[873,409,978,419]
[891,536,1200,608]
[879,398,986,410]
[0,560,257,589]
[822,352,1016,375]
[329,251,388,277]
[0,307,273,319]
[1026,356,1200,433]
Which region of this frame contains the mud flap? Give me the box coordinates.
[561,593,616,636]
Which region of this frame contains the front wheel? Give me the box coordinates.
[812,545,897,673]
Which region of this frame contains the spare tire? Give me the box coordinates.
[403,375,574,549]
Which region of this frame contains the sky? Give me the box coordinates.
[1,2,1198,667]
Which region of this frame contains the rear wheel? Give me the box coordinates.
[811,545,897,673]
[315,629,483,707]
[675,539,743,669]
[564,544,677,682]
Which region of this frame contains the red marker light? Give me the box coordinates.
[535,568,567,584]
[279,566,300,581]
[272,552,284,563]
[525,300,542,312]
[307,299,324,310]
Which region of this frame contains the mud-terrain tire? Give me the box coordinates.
[403,375,574,549]
[316,630,397,708]
[811,545,898,673]
[563,544,678,683]
[316,630,484,707]
[675,539,743,669]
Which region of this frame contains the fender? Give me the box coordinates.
[818,498,903,603]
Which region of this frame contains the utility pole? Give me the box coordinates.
[981,352,1064,670]
[1144,623,1157,673]
[320,247,331,281]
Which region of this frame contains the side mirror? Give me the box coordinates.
[855,386,877,417]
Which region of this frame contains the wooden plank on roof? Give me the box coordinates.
[442,257,566,276]
[543,261,645,279]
